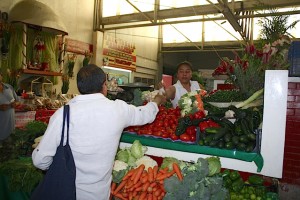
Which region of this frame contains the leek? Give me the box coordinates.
[235,88,264,108]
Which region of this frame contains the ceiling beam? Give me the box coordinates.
[98,0,300,26]
[97,9,300,31]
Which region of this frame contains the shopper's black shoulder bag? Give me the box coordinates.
[31,105,76,200]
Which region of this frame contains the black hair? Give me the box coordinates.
[77,64,106,94]
[176,61,193,72]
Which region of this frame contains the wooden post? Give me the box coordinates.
[59,35,66,72]
[22,24,27,69]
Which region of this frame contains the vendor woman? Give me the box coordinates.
[0,72,19,142]
[160,61,203,108]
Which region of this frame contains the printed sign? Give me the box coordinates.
[103,34,136,71]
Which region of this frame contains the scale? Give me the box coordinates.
[115,82,153,103]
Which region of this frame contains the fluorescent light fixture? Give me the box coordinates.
[102,66,132,73]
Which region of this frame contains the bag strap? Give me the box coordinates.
[60,105,70,146]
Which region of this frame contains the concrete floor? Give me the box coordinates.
[279,183,300,200]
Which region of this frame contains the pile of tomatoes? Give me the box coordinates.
[125,106,203,143]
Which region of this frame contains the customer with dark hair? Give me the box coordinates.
[160,61,203,107]
[0,72,19,142]
[32,64,166,200]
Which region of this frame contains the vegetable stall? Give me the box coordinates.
[120,70,288,179]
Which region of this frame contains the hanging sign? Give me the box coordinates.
[57,36,93,55]
[102,34,136,71]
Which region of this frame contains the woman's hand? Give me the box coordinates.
[152,94,167,106]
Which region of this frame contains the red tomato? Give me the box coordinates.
[194,111,205,119]
[171,124,177,130]
[170,134,179,141]
[156,120,164,127]
[207,119,220,127]
[199,121,209,132]
[190,134,196,142]
[153,130,162,137]
[163,120,169,127]
[186,126,197,135]
[161,132,170,138]
[180,133,191,142]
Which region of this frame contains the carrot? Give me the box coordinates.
[130,181,143,191]
[114,192,127,200]
[113,180,127,195]
[149,182,157,188]
[139,191,147,200]
[154,189,162,197]
[122,192,129,198]
[141,174,149,183]
[135,186,143,192]
[111,182,117,193]
[158,167,168,174]
[156,173,169,181]
[123,169,135,180]
[133,164,145,184]
[129,192,133,200]
[172,162,183,181]
[126,179,134,189]
[133,190,138,197]
[110,182,117,199]
[142,181,150,192]
[153,166,158,179]
[147,193,153,200]
[152,193,158,200]
[148,167,154,182]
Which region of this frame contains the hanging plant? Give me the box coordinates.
[67,54,77,77]
[61,74,70,94]
[82,51,93,67]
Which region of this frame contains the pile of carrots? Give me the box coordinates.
[110,163,183,200]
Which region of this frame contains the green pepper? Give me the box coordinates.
[222,169,231,177]
[231,178,244,192]
[229,170,241,181]
[223,176,232,188]
[248,175,264,185]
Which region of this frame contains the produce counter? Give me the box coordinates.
[120,70,289,178]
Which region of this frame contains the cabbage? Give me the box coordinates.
[130,140,147,159]
[116,149,130,163]
[206,157,221,176]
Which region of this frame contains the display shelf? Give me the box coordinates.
[120,132,264,172]
[22,69,62,76]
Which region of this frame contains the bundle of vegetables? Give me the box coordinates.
[0,121,47,162]
[221,169,276,200]
[110,163,183,200]
[203,89,247,102]
[0,157,43,192]
[178,89,207,117]
[163,157,228,200]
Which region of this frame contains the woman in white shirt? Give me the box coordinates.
[162,61,203,108]
[32,64,166,200]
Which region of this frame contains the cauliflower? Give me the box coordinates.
[135,156,158,169]
[113,160,129,172]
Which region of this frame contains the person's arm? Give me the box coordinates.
[32,109,64,170]
[164,85,176,101]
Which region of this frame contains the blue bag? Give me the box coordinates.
[31,105,76,200]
